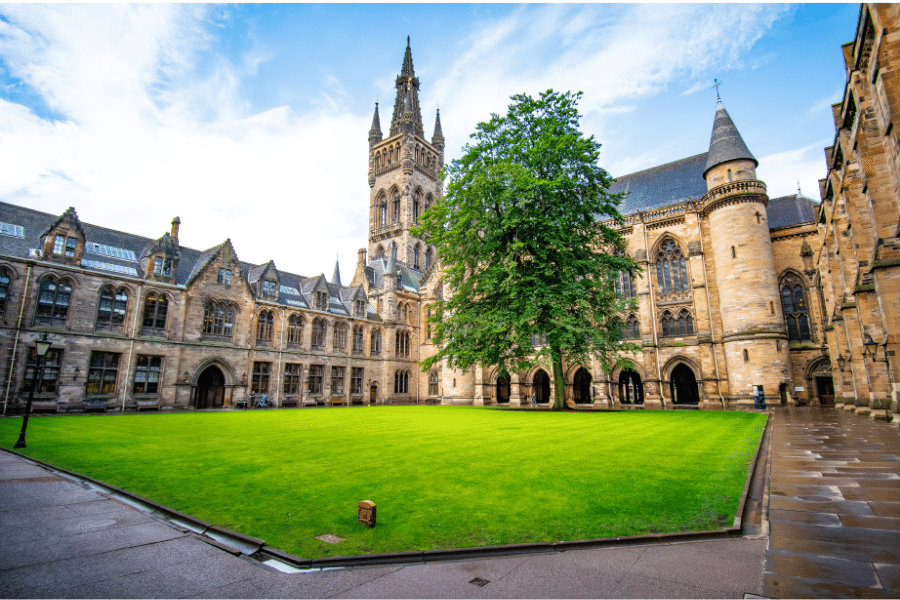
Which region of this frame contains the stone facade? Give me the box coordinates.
[2,16,895,415]
[816,4,900,420]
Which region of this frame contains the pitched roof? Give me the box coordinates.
[609,153,709,214]
[766,193,820,229]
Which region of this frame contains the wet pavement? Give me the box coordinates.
[763,406,900,598]
[1,406,899,598]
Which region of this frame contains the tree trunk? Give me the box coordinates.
[550,345,567,410]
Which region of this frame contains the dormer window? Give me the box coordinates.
[315,291,328,311]
[355,300,366,317]
[53,235,77,257]
[261,280,276,298]
[154,257,172,276]
[217,269,232,285]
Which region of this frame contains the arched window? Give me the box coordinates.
[35,277,73,326]
[202,300,234,339]
[660,309,694,337]
[615,270,637,298]
[379,196,387,228]
[781,275,812,342]
[256,310,274,342]
[425,248,433,270]
[655,239,689,296]
[392,193,400,223]
[287,314,304,346]
[429,371,439,395]
[333,322,347,351]
[395,330,410,357]
[312,318,327,350]
[0,267,11,318]
[371,329,382,354]
[622,314,640,339]
[352,325,365,354]
[394,370,409,394]
[414,193,420,222]
[96,286,128,331]
[142,292,169,336]
[413,246,421,270]
[530,331,547,347]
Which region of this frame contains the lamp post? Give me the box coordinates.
[14,332,51,449]
[837,352,847,372]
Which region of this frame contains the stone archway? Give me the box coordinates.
[195,366,225,409]
[533,369,551,404]
[573,368,592,404]
[496,374,511,404]
[670,364,699,405]
[369,382,378,405]
[619,370,644,404]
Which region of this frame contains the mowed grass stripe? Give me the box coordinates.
[0,407,765,558]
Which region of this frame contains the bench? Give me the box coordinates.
[281,399,299,408]
[83,398,108,412]
[136,400,160,411]
[328,398,344,407]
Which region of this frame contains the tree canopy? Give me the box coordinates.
[413,90,640,409]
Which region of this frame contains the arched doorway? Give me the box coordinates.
[809,359,834,405]
[533,370,551,404]
[670,364,699,405]
[619,370,644,404]
[779,383,789,405]
[196,366,225,409]
[369,383,378,405]
[573,368,592,404]
[496,374,511,404]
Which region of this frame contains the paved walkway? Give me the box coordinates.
[0,406,897,598]
[763,406,900,598]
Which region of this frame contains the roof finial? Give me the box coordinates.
[712,78,723,100]
[797,181,802,196]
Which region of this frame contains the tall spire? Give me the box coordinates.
[390,37,424,137]
[331,255,342,287]
[432,108,445,149]
[368,101,383,145]
[703,98,757,178]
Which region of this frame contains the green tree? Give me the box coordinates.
[413,90,640,410]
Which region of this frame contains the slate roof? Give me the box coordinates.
[609,153,709,215]
[0,201,375,320]
[766,193,820,229]
[364,256,424,293]
[704,100,757,177]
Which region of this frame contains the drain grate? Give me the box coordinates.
[315,534,346,544]
[469,577,490,587]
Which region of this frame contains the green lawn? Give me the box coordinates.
[0,407,765,559]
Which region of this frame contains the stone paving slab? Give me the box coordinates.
[763,406,900,598]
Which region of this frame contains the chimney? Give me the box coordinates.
[171,217,181,243]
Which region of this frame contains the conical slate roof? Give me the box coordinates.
[703,100,757,178]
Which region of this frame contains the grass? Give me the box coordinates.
[0,407,765,559]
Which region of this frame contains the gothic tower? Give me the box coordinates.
[701,98,791,406]
[367,37,444,273]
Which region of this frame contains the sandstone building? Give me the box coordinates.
[1,10,896,415]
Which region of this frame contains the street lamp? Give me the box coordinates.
[864,334,888,363]
[14,332,51,449]
[836,352,847,372]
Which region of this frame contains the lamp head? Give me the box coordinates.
[35,332,51,357]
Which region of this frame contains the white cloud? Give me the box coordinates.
[757,141,830,201]
[0,4,369,277]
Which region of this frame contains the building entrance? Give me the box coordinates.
[619,370,644,404]
[496,374,511,404]
[573,368,592,404]
[195,366,225,409]
[533,370,551,404]
[670,365,699,405]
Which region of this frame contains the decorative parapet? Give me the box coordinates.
[700,179,767,214]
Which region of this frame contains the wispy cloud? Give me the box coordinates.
[757,140,831,201]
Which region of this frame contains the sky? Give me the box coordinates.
[0,3,860,278]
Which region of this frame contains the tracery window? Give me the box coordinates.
[622,314,640,339]
[395,330,410,357]
[35,277,73,326]
[352,325,365,354]
[379,197,388,228]
[333,322,347,351]
[615,270,637,298]
[96,286,128,331]
[414,246,420,270]
[655,239,690,296]
[392,193,400,223]
[661,309,694,337]
[531,332,547,347]
[414,193,420,222]
[371,329,382,355]
[256,310,274,342]
[287,314,304,346]
[394,370,409,394]
[781,275,812,342]
[311,318,327,350]
[202,300,234,340]
[141,292,168,336]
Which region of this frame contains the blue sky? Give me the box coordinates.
[0,3,859,277]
